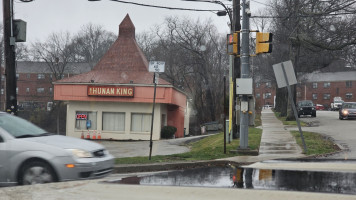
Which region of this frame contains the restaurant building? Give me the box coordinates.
[53,15,188,140]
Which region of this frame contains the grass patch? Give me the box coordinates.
[274,112,307,126]
[115,127,262,164]
[291,131,338,155]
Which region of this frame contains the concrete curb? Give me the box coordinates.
[113,160,253,174]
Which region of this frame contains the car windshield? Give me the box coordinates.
[0,114,48,138]
[343,103,356,109]
[298,101,313,106]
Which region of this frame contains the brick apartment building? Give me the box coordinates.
[0,61,91,111]
[254,70,356,109]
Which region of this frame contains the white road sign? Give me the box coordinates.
[149,61,165,73]
[272,60,297,88]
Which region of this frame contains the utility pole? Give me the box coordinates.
[2,0,17,115]
[232,0,241,139]
[238,0,250,149]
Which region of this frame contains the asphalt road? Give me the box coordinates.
[287,110,356,159]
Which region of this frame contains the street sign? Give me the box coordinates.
[149,61,165,73]
[272,60,297,88]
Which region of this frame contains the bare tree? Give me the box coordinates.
[137,16,229,128]
[262,0,356,119]
[71,23,116,68]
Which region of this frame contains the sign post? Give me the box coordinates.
[273,60,307,153]
[148,61,165,160]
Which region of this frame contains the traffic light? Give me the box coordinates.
[227,32,239,55]
[256,32,272,54]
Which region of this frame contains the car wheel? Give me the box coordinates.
[19,161,56,185]
[339,116,343,120]
[312,113,316,117]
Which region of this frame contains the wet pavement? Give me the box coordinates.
[112,163,356,195]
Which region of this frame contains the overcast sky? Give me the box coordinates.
[1,0,267,43]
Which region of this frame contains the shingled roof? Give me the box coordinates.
[55,14,171,86]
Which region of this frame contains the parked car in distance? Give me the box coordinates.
[297,100,316,118]
[339,102,356,120]
[0,112,114,186]
[316,104,325,110]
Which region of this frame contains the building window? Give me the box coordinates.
[1,89,3,95]
[37,88,45,93]
[297,91,301,98]
[131,113,152,132]
[323,93,330,100]
[312,93,317,100]
[266,82,271,88]
[264,92,271,99]
[37,74,45,79]
[49,87,53,93]
[323,82,330,88]
[16,74,19,80]
[346,93,353,99]
[102,112,125,131]
[346,81,352,88]
[256,82,260,88]
[75,111,97,130]
[16,87,18,94]
[312,82,318,89]
[1,75,4,81]
[26,88,30,93]
[26,74,31,79]
[256,93,260,99]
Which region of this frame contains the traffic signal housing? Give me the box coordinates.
[256,32,272,54]
[227,32,239,56]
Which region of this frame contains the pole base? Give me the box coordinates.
[230,147,259,156]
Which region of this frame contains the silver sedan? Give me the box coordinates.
[0,112,114,186]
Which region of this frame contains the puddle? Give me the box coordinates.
[108,160,356,195]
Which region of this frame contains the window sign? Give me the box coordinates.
[76,114,87,120]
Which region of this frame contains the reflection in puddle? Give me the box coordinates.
[113,163,356,195]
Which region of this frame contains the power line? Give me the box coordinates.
[251,12,356,19]
[110,0,221,12]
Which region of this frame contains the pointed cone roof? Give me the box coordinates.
[55,14,170,85]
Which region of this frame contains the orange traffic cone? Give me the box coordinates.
[81,131,84,139]
[86,130,90,139]
[92,130,97,140]
[97,131,101,140]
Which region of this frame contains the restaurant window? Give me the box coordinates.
[323,93,330,100]
[323,82,330,88]
[37,74,45,79]
[312,93,317,100]
[346,81,352,88]
[102,112,125,131]
[131,113,152,132]
[312,82,318,89]
[346,93,353,99]
[75,111,97,130]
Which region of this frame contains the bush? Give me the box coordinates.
[161,126,177,139]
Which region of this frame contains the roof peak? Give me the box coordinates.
[119,14,135,38]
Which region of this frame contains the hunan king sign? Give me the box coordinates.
[88,86,134,97]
